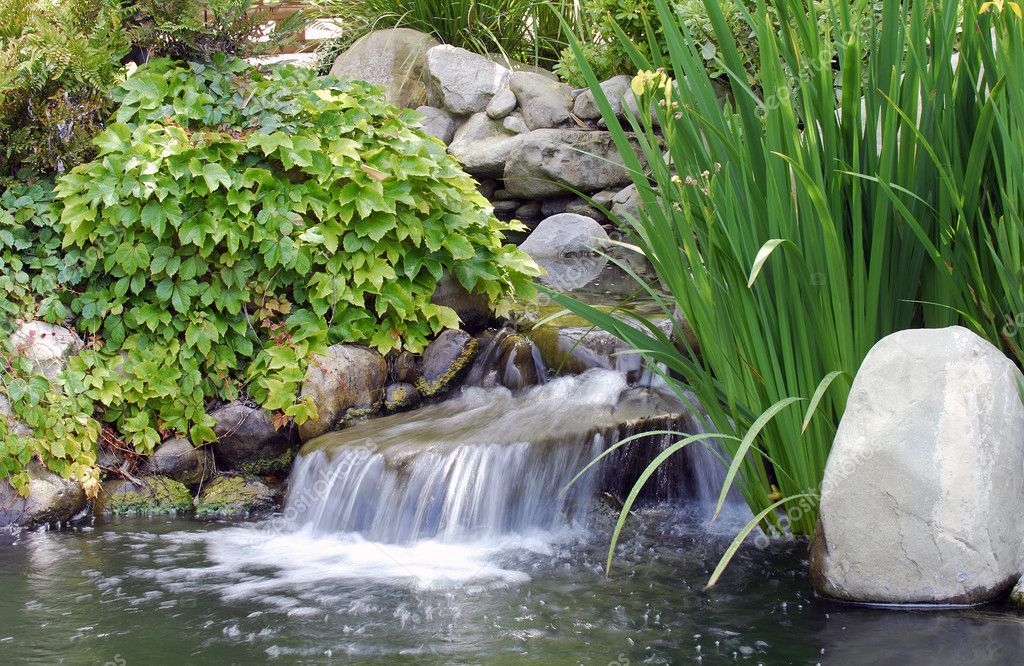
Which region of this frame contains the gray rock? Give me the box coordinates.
[211,401,296,473]
[502,113,530,135]
[384,382,421,412]
[447,112,524,178]
[430,273,492,333]
[297,345,387,441]
[486,87,517,119]
[565,200,606,222]
[519,213,609,259]
[416,329,479,398]
[8,321,82,381]
[514,202,542,222]
[415,105,457,144]
[492,200,520,217]
[148,437,215,486]
[194,475,277,519]
[811,326,1024,605]
[540,197,572,218]
[503,130,639,199]
[329,28,439,109]
[509,71,574,130]
[610,183,642,224]
[426,45,511,115]
[573,75,634,120]
[1,461,86,528]
[533,255,608,292]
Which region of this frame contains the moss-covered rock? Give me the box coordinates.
[101,476,193,516]
[415,329,478,398]
[238,448,295,477]
[194,475,277,519]
[384,382,421,412]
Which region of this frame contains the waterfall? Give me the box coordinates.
[284,369,738,545]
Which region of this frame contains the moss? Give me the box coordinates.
[195,476,275,518]
[108,476,193,515]
[415,337,479,398]
[239,448,295,477]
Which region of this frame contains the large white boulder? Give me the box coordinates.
[811,326,1024,604]
[425,45,510,115]
[8,320,82,380]
[447,112,525,178]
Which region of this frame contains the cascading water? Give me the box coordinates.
[284,368,737,547]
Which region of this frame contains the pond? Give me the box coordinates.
[1,505,1020,665]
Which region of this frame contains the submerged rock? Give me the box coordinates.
[496,334,543,390]
[811,326,1024,605]
[147,436,214,486]
[195,475,277,519]
[416,329,479,398]
[384,382,421,412]
[297,345,388,441]
[210,401,296,473]
[0,461,86,528]
[329,28,438,108]
[100,476,193,516]
[8,321,82,381]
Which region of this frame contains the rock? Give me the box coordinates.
[384,382,421,412]
[194,475,277,519]
[519,213,609,258]
[492,200,520,218]
[529,318,674,382]
[502,113,530,135]
[415,105,457,144]
[0,461,87,528]
[486,87,517,119]
[8,321,82,380]
[430,273,492,333]
[572,75,634,120]
[0,394,31,436]
[811,326,1024,605]
[497,334,542,390]
[514,202,542,222]
[565,200,606,222]
[447,112,524,178]
[1011,577,1024,607]
[147,437,214,486]
[476,178,498,200]
[416,329,479,398]
[610,183,642,224]
[210,401,297,473]
[504,130,639,199]
[509,71,574,130]
[391,350,418,384]
[533,255,608,291]
[329,28,439,108]
[426,45,511,115]
[540,197,572,218]
[100,476,193,516]
[297,345,387,441]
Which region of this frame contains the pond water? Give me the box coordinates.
[1,506,1021,665]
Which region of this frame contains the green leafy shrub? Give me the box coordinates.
[1,342,101,499]
[0,181,84,331]
[0,0,129,177]
[55,55,539,454]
